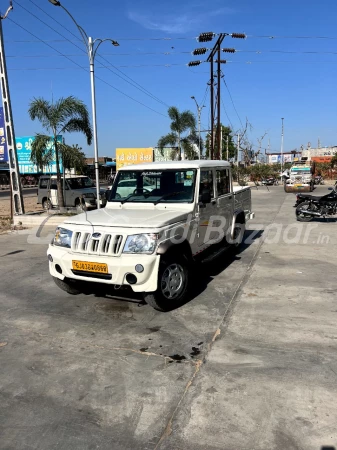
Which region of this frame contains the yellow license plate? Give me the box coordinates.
[72,260,108,274]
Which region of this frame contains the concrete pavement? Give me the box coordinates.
[0,185,336,449]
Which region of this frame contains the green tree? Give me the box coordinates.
[29,96,92,208]
[330,155,337,169]
[157,106,198,160]
[62,144,87,174]
[205,125,237,160]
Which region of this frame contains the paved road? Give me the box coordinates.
[0,187,37,198]
[0,183,110,199]
[0,185,336,449]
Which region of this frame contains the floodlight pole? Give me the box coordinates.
[0,2,24,215]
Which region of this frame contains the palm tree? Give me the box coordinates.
[157,106,198,160]
[29,96,92,208]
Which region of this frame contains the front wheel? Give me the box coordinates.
[296,201,314,222]
[143,255,189,312]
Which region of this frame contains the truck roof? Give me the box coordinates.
[120,160,231,171]
[40,175,89,179]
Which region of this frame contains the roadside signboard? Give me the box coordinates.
[16,135,63,174]
[0,107,8,162]
[116,148,153,170]
[153,147,175,162]
[269,154,293,164]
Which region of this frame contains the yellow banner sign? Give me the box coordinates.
[116,148,153,171]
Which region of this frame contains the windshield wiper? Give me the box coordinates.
[154,191,186,205]
[120,194,138,204]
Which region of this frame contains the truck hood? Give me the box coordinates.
[63,207,192,228]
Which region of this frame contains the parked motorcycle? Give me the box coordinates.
[295,181,337,222]
[314,175,324,185]
[261,177,279,186]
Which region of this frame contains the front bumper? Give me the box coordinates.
[48,245,160,293]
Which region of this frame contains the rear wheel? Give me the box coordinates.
[296,201,314,222]
[143,254,189,312]
[52,276,82,295]
[230,221,246,250]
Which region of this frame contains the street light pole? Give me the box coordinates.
[191,96,204,159]
[48,0,119,208]
[281,117,284,174]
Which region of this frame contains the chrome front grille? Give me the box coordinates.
[72,232,124,256]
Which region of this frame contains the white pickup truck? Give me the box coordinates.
[48,161,254,311]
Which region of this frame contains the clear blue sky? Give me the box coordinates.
[2,0,337,157]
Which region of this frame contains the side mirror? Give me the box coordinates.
[200,190,212,204]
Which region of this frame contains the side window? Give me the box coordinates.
[216,169,230,196]
[39,178,48,189]
[199,170,214,198]
[50,182,57,190]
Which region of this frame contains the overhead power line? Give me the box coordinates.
[220,97,234,131]
[249,34,337,40]
[7,17,168,118]
[15,0,170,108]
[222,76,243,129]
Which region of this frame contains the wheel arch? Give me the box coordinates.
[156,238,193,262]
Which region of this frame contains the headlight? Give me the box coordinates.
[123,233,158,254]
[53,227,73,248]
[84,193,95,199]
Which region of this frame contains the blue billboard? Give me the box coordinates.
[0,107,8,163]
[16,135,63,174]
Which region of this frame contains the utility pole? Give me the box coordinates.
[281,117,284,174]
[207,34,225,160]
[191,96,205,159]
[216,44,221,160]
[0,2,24,215]
[189,31,245,160]
[267,139,270,163]
[210,62,214,160]
[226,134,229,160]
[237,134,240,165]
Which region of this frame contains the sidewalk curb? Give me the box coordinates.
[13,214,64,227]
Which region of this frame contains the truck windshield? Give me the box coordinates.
[109,169,196,203]
[67,177,95,189]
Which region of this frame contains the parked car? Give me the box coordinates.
[47,161,254,311]
[37,175,107,210]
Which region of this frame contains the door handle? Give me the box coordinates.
[228,196,232,199]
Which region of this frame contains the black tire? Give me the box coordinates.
[143,254,189,312]
[75,198,85,211]
[42,198,52,210]
[296,201,314,222]
[230,221,246,250]
[52,276,82,295]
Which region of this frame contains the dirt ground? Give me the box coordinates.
[0,195,42,232]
